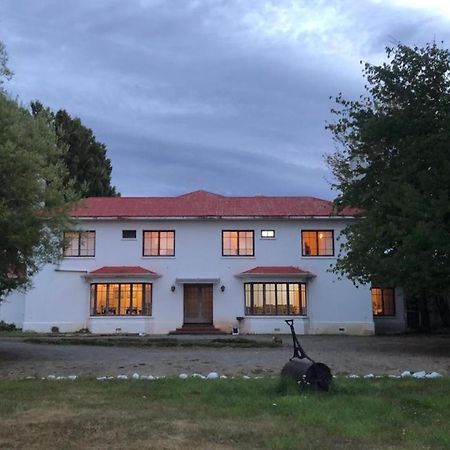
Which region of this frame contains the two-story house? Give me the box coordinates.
[0,191,406,334]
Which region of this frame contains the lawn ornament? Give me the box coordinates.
[281,320,333,391]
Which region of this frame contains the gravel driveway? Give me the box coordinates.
[0,334,449,379]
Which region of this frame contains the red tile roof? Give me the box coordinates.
[237,266,315,278]
[86,266,159,277]
[70,190,361,218]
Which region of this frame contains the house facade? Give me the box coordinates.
[0,191,406,335]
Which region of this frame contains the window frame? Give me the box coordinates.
[222,230,255,257]
[301,230,335,257]
[371,287,396,317]
[63,230,96,257]
[122,230,137,239]
[90,282,152,316]
[142,230,176,257]
[260,229,275,239]
[244,282,307,316]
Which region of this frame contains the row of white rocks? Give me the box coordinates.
[347,371,442,379]
[37,370,443,381]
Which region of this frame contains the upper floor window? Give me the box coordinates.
[122,230,136,239]
[301,230,334,256]
[372,287,395,316]
[143,230,175,256]
[222,230,254,256]
[245,282,307,316]
[63,231,95,257]
[261,230,275,239]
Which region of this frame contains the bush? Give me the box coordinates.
[0,320,16,332]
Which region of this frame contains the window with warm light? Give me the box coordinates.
[245,282,307,316]
[63,231,95,257]
[90,283,152,316]
[261,230,275,239]
[371,287,395,316]
[222,230,254,256]
[301,230,334,256]
[143,230,175,256]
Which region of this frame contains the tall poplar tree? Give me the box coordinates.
[327,42,450,329]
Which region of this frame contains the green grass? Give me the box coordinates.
[21,336,281,348]
[0,377,449,449]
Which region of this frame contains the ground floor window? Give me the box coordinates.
[90,283,152,316]
[244,282,307,316]
[371,287,395,316]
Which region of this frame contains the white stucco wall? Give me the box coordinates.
[10,217,383,334]
[0,290,25,328]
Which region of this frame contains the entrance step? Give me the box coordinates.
[169,324,226,335]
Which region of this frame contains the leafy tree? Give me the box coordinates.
[31,102,118,197]
[327,42,450,329]
[0,93,76,299]
[0,40,13,86]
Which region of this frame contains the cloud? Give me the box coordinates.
[1,0,450,198]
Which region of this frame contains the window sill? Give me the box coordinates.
[63,256,96,260]
[141,256,175,259]
[221,256,256,259]
[90,316,153,319]
[121,238,137,241]
[300,256,336,260]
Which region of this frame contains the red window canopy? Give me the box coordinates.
[84,266,160,279]
[236,266,315,278]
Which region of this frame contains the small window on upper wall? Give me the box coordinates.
[371,287,395,316]
[222,230,254,256]
[301,230,334,256]
[261,230,275,239]
[122,230,136,239]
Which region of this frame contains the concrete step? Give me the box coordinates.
[169,325,227,335]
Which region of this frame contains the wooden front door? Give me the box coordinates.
[183,284,213,324]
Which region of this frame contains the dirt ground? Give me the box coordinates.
[0,334,449,379]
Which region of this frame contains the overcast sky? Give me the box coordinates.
[2,0,450,198]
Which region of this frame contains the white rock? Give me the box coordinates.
[96,376,107,381]
[425,372,442,379]
[56,376,66,380]
[47,375,56,380]
[117,375,128,380]
[138,333,146,336]
[207,372,219,380]
[412,371,426,379]
[242,375,251,379]
[388,374,400,378]
[219,375,228,379]
[364,374,374,378]
[401,371,412,378]
[179,373,188,380]
[192,373,206,379]
[132,373,140,380]
[347,374,359,378]
[67,375,77,380]
[25,376,35,380]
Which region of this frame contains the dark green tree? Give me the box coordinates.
[0,92,75,299]
[31,102,118,197]
[327,42,450,329]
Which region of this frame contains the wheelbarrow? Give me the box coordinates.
[281,319,333,391]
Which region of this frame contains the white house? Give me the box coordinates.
[0,190,406,335]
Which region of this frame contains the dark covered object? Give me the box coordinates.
[281,320,332,391]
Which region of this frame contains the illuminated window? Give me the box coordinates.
[245,282,307,316]
[261,230,275,239]
[143,231,175,256]
[222,231,254,256]
[371,287,395,316]
[90,283,152,316]
[63,231,95,257]
[301,230,334,256]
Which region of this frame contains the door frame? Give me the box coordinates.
[183,283,213,325]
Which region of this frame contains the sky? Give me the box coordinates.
[1,0,450,198]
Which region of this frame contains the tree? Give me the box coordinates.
[0,92,75,299]
[326,42,450,329]
[0,40,13,86]
[31,102,118,198]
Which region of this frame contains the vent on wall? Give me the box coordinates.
[122,230,137,239]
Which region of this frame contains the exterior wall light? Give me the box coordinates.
[220,285,225,292]
[171,285,176,292]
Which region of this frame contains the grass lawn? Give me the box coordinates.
[0,378,449,449]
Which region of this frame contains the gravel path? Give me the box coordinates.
[0,335,449,379]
